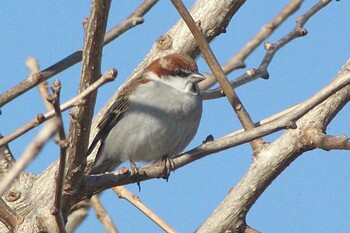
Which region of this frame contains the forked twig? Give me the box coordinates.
[202,0,332,100]
[199,0,303,90]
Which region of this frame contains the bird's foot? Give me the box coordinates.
[161,155,175,182]
[130,160,142,191]
[203,134,214,144]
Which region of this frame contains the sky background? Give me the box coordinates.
[1,1,350,232]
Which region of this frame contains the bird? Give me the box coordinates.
[87,53,204,175]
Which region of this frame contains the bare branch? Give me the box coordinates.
[170,0,263,152]
[47,80,68,233]
[62,0,111,217]
[90,195,119,233]
[199,0,303,90]
[258,0,331,75]
[113,186,177,233]
[201,0,332,101]
[303,128,350,151]
[0,0,157,108]
[0,198,17,232]
[26,57,53,111]
[127,0,159,19]
[65,201,89,233]
[0,120,58,197]
[196,58,350,232]
[0,69,117,148]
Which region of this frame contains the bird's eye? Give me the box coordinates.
[175,70,189,77]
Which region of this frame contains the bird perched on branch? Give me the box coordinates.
[87,53,204,175]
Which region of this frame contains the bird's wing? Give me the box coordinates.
[87,93,131,156]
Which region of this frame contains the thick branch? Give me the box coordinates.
[196,59,350,232]
[0,198,17,233]
[62,0,111,216]
[303,128,350,151]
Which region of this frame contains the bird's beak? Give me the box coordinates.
[188,73,205,83]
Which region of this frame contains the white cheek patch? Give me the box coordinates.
[144,70,196,95]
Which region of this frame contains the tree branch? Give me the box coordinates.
[196,58,350,232]
[26,57,53,111]
[199,0,303,90]
[0,120,58,197]
[201,0,331,101]
[0,135,15,178]
[62,0,111,217]
[47,80,68,233]
[303,128,350,151]
[0,69,117,148]
[113,186,177,233]
[0,198,18,233]
[90,195,119,233]
[65,201,89,233]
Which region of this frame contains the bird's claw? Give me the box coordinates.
[162,155,175,181]
[130,160,142,191]
[203,134,214,144]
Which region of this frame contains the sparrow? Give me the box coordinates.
[87,53,204,175]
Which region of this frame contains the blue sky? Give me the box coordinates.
[1,1,350,232]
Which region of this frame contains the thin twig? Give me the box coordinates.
[201,0,331,101]
[199,0,303,90]
[127,0,158,19]
[90,195,119,233]
[26,57,53,111]
[62,0,111,216]
[0,69,117,148]
[113,186,177,233]
[47,80,68,233]
[0,0,157,108]
[0,120,58,197]
[170,0,263,152]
